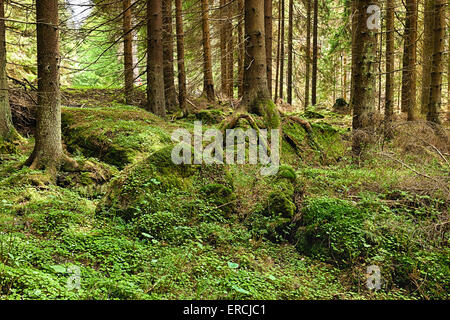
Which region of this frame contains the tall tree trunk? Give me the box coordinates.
[26,0,65,172]
[287,0,293,105]
[0,0,17,141]
[311,0,318,106]
[427,0,445,124]
[421,0,435,115]
[304,0,311,110]
[237,0,244,98]
[401,0,418,121]
[384,0,395,134]
[279,0,286,99]
[351,0,378,155]
[274,0,282,102]
[175,0,187,114]
[147,0,166,117]
[279,0,285,100]
[242,0,279,128]
[123,0,134,105]
[264,0,272,98]
[220,0,228,95]
[162,0,178,110]
[201,0,215,102]
[226,0,234,98]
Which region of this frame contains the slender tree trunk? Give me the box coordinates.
[26,0,65,172]
[264,0,272,98]
[147,0,166,117]
[343,55,347,101]
[304,0,311,110]
[237,0,244,98]
[287,0,293,105]
[385,0,395,134]
[311,0,318,106]
[351,0,378,155]
[162,0,178,110]
[274,0,282,102]
[242,0,279,128]
[220,0,227,95]
[226,0,234,98]
[0,0,17,141]
[401,0,418,121]
[427,0,445,124]
[279,0,285,100]
[123,0,134,105]
[175,0,187,114]
[421,0,435,115]
[201,0,215,102]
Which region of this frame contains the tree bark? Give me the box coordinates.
[304,0,311,110]
[220,0,227,95]
[26,0,65,172]
[384,0,395,131]
[201,0,215,102]
[147,0,166,117]
[274,0,282,102]
[351,0,378,155]
[427,0,445,124]
[237,0,244,98]
[264,0,272,98]
[401,0,418,121]
[0,0,17,141]
[242,0,279,128]
[287,0,293,105]
[226,0,234,98]
[123,0,134,105]
[175,0,187,114]
[162,0,178,110]
[279,0,285,100]
[421,0,435,115]
[311,0,318,106]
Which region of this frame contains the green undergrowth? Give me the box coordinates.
[0,105,448,300]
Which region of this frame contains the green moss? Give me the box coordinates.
[277,165,297,181]
[195,109,225,124]
[267,192,296,219]
[61,106,171,169]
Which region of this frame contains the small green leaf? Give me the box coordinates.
[232,285,250,295]
[50,265,66,273]
[227,262,239,269]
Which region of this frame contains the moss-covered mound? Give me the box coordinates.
[61,106,172,169]
[282,119,347,165]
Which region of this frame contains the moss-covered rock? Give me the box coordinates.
[200,183,236,217]
[61,106,172,169]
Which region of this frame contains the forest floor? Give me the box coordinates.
[0,88,448,300]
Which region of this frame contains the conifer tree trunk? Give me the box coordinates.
[147,0,166,117]
[279,0,285,100]
[0,0,17,141]
[175,0,187,114]
[123,0,134,105]
[427,0,445,124]
[287,0,293,105]
[274,0,282,102]
[237,0,244,98]
[226,0,234,98]
[26,0,65,172]
[304,0,311,110]
[201,0,215,102]
[264,0,272,98]
[401,0,418,120]
[162,0,178,110]
[421,0,435,115]
[311,0,318,106]
[242,0,279,128]
[384,0,395,131]
[351,0,378,155]
[220,0,228,95]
